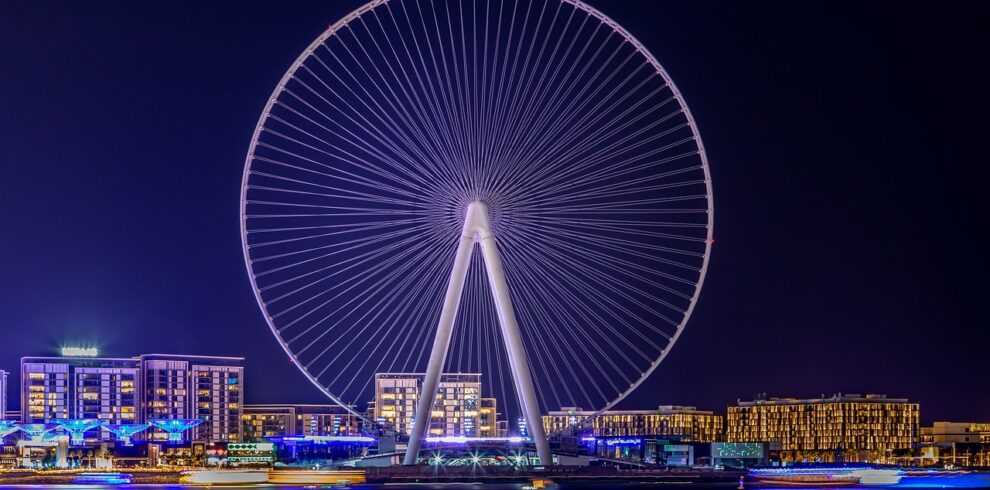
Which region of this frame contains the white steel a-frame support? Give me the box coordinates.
[403,201,552,466]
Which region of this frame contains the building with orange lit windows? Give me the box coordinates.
[726,393,919,463]
[543,406,723,442]
[373,373,505,438]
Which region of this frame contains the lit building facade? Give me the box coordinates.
[543,406,723,442]
[16,352,243,444]
[141,354,244,443]
[0,370,7,420]
[20,356,141,441]
[242,404,362,441]
[373,373,502,437]
[726,393,920,462]
[920,422,990,467]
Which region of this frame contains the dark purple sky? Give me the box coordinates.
[1,1,986,423]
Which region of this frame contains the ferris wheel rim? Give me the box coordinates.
[239,0,714,427]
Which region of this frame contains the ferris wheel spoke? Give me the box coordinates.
[281,227,452,344]
[521,95,682,189]
[494,25,625,176]
[312,246,450,385]
[265,100,443,198]
[265,224,449,309]
[246,216,431,235]
[486,10,602,196]
[505,82,672,199]
[500,243,632,398]
[517,216,707,257]
[525,237,686,339]
[499,251,592,408]
[280,81,433,183]
[526,116,692,198]
[248,170,433,209]
[250,222,432,271]
[485,0,555,171]
[260,118,437,200]
[373,6,469,184]
[503,235,663,361]
[256,233,445,319]
[313,37,458,177]
[432,0,475,172]
[486,1,568,169]
[378,266,446,378]
[294,54,446,174]
[414,0,473,165]
[248,217,430,249]
[526,158,703,205]
[511,220,701,293]
[494,24,631,186]
[397,0,471,167]
[340,24,463,178]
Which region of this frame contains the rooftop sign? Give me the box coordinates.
[61,347,98,357]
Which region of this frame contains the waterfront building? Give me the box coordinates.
[15,351,243,445]
[373,373,502,437]
[140,354,244,443]
[20,356,140,441]
[242,404,362,441]
[543,406,723,442]
[920,422,990,467]
[0,370,7,420]
[726,393,919,462]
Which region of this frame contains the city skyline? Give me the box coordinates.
[1,0,987,428]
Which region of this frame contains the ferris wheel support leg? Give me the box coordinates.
[478,234,553,466]
[403,234,475,465]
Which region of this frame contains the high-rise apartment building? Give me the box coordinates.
[20,356,141,441]
[543,405,723,442]
[373,373,502,437]
[140,354,244,443]
[726,393,919,462]
[242,404,363,441]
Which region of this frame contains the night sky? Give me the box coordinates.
[1,1,986,423]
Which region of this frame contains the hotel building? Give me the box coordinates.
[543,406,723,442]
[141,354,244,443]
[1,370,7,420]
[373,373,503,437]
[242,404,363,441]
[726,393,919,462]
[21,356,141,441]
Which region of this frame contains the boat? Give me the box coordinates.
[72,472,133,484]
[749,466,902,486]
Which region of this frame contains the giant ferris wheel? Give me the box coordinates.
[241,0,713,465]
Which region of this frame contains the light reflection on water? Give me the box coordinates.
[2,474,990,489]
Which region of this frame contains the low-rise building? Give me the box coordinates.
[921,422,990,467]
[543,405,723,442]
[242,404,362,441]
[726,393,919,463]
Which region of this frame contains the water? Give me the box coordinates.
[3,475,990,489]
